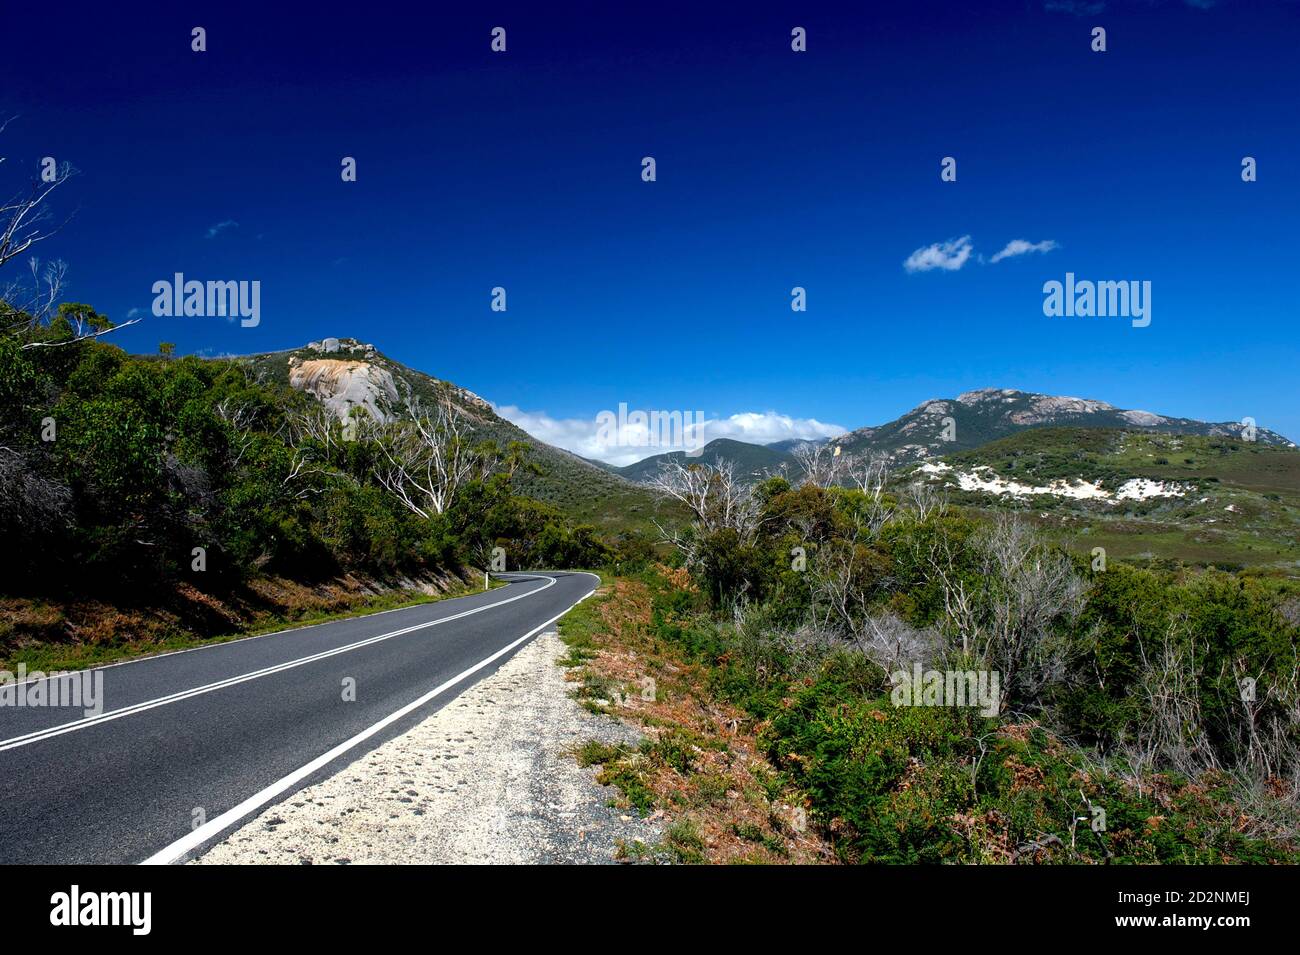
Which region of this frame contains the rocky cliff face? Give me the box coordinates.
[288,355,400,423]
[285,340,399,422]
[284,338,494,424]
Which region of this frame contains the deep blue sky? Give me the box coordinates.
[4,0,1297,452]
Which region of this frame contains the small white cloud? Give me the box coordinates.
[989,238,1058,263]
[903,235,973,273]
[494,405,846,467]
[205,219,239,239]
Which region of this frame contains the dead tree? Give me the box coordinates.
[373,399,489,518]
[922,514,1083,705]
[1133,618,1220,775]
[842,452,894,537]
[903,480,947,521]
[647,456,759,540]
[844,452,889,497]
[792,441,845,488]
[1,121,138,343]
[852,611,945,678]
[17,300,140,348]
[0,118,74,271]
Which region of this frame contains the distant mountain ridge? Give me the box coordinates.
[614,387,1293,484]
[830,387,1293,463]
[767,437,829,455]
[242,344,1295,502]
[615,438,794,483]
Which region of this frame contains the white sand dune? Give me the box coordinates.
[917,462,1186,504]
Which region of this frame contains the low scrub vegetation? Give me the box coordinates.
[573,456,1300,863]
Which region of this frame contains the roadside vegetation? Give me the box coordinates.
[562,454,1300,863]
[559,573,833,864]
[0,326,621,665]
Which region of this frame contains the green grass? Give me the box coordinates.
[555,573,610,667]
[947,428,1300,489]
[661,819,708,863]
[576,739,658,814]
[614,820,710,865]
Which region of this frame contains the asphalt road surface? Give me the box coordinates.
[0,571,598,864]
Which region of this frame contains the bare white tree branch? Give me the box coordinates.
[0,125,76,271]
[373,398,488,518]
[647,456,759,541]
[792,441,845,489]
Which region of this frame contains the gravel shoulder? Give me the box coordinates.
[194,630,658,864]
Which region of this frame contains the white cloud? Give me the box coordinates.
[903,235,973,273]
[989,238,1058,263]
[205,219,239,239]
[493,405,847,467]
[905,235,1059,271]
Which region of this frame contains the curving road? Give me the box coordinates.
[0,571,598,865]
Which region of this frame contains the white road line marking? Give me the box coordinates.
[141,572,600,865]
[0,574,555,753]
[1,573,531,689]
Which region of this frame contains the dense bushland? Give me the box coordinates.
[0,315,613,613]
[642,459,1300,862]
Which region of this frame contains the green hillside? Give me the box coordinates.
[0,329,661,665]
[616,437,794,483]
[242,342,668,535]
[910,428,1300,574]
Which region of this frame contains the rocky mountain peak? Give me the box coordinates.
[304,337,377,357]
[955,387,1021,404]
[832,386,1294,463]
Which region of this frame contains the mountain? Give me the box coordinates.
[831,388,1294,463]
[240,338,663,534]
[616,438,794,483]
[246,349,1299,566]
[614,388,1294,489]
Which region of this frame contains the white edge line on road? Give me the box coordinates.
[140,571,601,865]
[0,574,555,753]
[0,566,530,686]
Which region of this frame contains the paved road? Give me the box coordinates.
[0,571,597,864]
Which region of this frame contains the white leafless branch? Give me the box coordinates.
[1,123,76,271]
[373,398,486,518]
[792,441,845,489]
[647,456,759,541]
